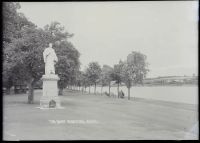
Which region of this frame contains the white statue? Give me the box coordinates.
[43,43,58,75]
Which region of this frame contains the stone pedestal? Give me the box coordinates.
[40,74,61,109]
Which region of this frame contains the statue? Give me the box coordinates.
[43,43,58,75]
[40,43,62,109]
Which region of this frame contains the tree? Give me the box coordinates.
[75,71,86,93]
[101,65,113,96]
[4,18,79,103]
[3,3,80,103]
[45,22,80,95]
[44,21,73,42]
[84,70,92,94]
[122,51,149,100]
[54,40,80,95]
[3,2,20,43]
[75,71,83,91]
[81,71,91,93]
[11,27,51,103]
[111,60,124,98]
[3,2,46,102]
[3,2,35,94]
[3,2,35,43]
[86,62,101,95]
[99,71,108,95]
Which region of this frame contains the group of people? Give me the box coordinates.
[105,90,125,98]
[119,90,125,98]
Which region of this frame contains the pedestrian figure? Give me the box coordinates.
[120,90,124,98]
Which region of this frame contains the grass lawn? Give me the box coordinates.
[3,89,198,140]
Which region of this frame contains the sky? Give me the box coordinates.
[18,1,198,78]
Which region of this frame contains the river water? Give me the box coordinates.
[85,85,198,105]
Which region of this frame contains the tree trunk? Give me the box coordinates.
[59,88,63,95]
[128,87,130,100]
[14,86,18,94]
[81,87,83,94]
[94,83,96,95]
[117,83,119,98]
[101,86,103,96]
[6,87,11,95]
[109,82,111,96]
[28,80,35,104]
